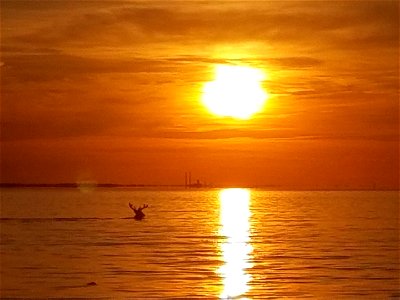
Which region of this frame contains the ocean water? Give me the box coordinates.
[0,188,398,299]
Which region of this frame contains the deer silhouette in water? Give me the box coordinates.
[129,203,148,220]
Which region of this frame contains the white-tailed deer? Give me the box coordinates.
[129,203,148,220]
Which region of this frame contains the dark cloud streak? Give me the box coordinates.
[6,1,398,50]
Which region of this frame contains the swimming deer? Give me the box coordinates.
[129,203,148,220]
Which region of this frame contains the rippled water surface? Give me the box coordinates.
[1,188,399,298]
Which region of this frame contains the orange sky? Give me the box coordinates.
[1,1,399,189]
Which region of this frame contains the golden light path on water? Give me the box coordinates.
[218,188,253,299]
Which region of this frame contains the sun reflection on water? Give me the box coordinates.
[218,188,253,299]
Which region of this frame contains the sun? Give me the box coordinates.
[202,65,268,119]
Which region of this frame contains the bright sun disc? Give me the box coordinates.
[202,65,268,119]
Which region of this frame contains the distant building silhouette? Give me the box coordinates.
[185,172,206,188]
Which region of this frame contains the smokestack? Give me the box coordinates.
[185,172,188,188]
[189,172,192,186]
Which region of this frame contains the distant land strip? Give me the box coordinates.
[0,183,397,191]
[0,183,173,188]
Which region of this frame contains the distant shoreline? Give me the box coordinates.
[0,183,397,191]
[0,183,177,188]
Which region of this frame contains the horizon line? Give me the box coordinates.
[0,182,398,192]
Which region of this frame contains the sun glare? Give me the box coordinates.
[202,65,268,119]
[218,188,253,299]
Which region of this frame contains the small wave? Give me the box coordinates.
[0,217,114,223]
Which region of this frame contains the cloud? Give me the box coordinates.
[1,53,178,83]
[1,52,325,85]
[5,1,398,51]
[259,57,323,69]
